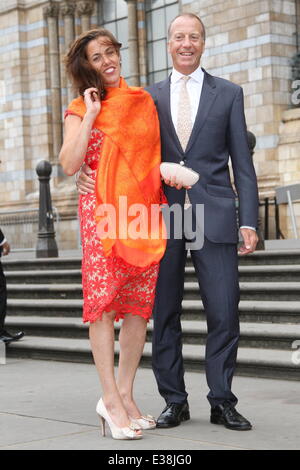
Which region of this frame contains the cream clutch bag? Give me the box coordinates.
[160,162,200,186]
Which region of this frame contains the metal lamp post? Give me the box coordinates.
[36,160,59,258]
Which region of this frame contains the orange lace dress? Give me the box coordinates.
[72,124,160,323]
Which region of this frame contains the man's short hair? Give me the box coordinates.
[168,13,206,42]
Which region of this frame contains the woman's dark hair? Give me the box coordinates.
[65,28,122,99]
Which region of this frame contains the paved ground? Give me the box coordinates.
[0,357,299,450]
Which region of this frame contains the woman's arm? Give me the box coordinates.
[59,88,101,176]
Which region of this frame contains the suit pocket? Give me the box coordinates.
[206,183,236,199]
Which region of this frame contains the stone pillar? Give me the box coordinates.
[125,0,140,86]
[44,2,62,163]
[137,0,147,87]
[60,0,76,104]
[77,0,95,33]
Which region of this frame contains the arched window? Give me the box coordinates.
[146,0,179,84]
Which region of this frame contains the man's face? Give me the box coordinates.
[168,16,205,75]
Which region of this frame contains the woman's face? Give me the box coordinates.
[86,37,121,88]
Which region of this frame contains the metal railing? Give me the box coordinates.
[0,206,59,252]
[259,197,284,240]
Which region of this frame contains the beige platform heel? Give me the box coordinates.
[130,415,156,430]
[96,399,143,440]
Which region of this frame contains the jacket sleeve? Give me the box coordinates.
[227,87,259,229]
[0,229,5,245]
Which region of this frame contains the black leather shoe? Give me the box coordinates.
[156,403,190,428]
[0,330,24,343]
[211,401,252,431]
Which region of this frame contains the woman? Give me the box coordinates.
[59,29,166,440]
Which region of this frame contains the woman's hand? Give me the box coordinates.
[83,87,101,118]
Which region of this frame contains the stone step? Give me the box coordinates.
[183,282,300,301]
[2,257,82,272]
[185,250,300,267]
[6,265,300,285]
[7,281,300,301]
[4,269,82,284]
[6,336,300,381]
[185,265,300,282]
[3,249,300,275]
[237,250,300,266]
[181,299,300,323]
[5,316,300,350]
[7,284,83,299]
[7,298,300,323]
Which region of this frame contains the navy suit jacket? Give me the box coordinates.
[0,229,4,257]
[146,69,259,244]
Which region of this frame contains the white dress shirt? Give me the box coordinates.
[170,65,204,130]
[169,66,255,232]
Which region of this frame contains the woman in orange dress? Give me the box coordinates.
[59,29,166,440]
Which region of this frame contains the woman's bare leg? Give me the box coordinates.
[89,311,140,430]
[117,314,148,418]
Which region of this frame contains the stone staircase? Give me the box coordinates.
[3,251,300,381]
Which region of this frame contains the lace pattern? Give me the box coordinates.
[77,127,159,323]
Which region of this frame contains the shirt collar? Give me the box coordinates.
[170,65,204,84]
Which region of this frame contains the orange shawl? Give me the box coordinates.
[67,78,166,268]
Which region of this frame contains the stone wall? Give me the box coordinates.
[0,0,299,248]
[0,0,98,250]
[182,0,297,199]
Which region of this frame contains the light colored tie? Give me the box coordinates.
[176,76,192,208]
[177,76,193,151]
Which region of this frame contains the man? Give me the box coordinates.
[0,229,25,343]
[76,14,259,431]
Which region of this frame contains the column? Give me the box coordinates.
[125,0,140,86]
[137,0,147,86]
[60,0,76,104]
[77,0,95,33]
[43,1,62,162]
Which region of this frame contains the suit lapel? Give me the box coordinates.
[185,69,217,154]
[158,77,183,154]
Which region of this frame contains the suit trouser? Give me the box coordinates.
[152,235,240,408]
[0,261,7,330]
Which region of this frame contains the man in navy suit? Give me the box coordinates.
[76,13,259,431]
[0,229,24,343]
[147,14,258,431]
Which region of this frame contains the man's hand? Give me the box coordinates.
[2,241,10,256]
[238,228,258,255]
[76,163,95,195]
[162,175,191,191]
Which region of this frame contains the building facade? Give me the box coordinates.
[0,0,299,248]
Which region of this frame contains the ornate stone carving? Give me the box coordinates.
[43,1,59,19]
[76,0,95,17]
[60,1,76,17]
